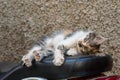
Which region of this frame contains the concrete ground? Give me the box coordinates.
[0,0,120,75]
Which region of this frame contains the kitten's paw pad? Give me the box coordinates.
[53,57,64,66]
[22,56,32,67]
[33,51,41,61]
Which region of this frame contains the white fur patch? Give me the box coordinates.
[57,30,91,48]
[67,48,78,56]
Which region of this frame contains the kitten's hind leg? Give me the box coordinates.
[22,45,43,67]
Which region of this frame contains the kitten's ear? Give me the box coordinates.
[89,32,96,39]
[84,32,96,42]
[93,35,106,45]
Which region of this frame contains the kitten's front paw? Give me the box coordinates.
[22,55,32,67]
[53,57,64,66]
[66,48,78,56]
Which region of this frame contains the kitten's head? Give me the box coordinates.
[77,32,105,54]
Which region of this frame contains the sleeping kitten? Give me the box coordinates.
[22,30,105,67]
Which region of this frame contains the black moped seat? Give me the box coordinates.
[0,55,113,80]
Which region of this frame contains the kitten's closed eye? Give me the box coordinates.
[78,41,89,49]
[78,43,83,47]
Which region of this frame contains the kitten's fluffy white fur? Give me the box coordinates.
[22,30,104,67]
